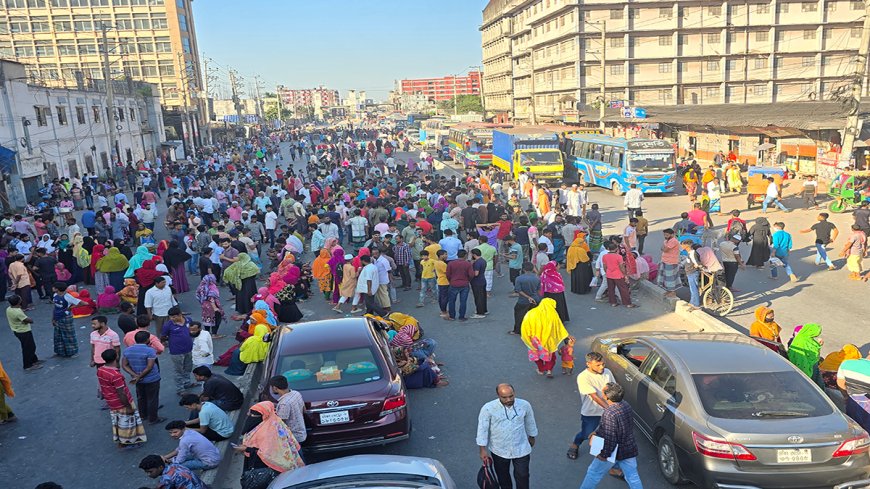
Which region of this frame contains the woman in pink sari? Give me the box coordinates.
[540,261,570,323]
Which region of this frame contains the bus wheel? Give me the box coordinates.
[611,182,623,197]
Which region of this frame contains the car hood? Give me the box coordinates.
[706,412,852,444]
[271,454,454,487]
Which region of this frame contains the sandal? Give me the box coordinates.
[567,446,579,460]
[626,304,638,308]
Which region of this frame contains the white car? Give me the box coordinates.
[268,454,457,489]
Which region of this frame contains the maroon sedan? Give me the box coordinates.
[258,317,411,453]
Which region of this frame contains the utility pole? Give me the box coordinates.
[253,75,263,119]
[229,69,244,130]
[177,52,195,157]
[476,65,486,119]
[453,74,459,117]
[276,84,284,124]
[840,0,870,165]
[529,52,537,124]
[598,20,606,131]
[202,56,214,145]
[100,22,116,167]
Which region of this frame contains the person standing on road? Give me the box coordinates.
[634,211,648,255]
[578,382,644,489]
[96,349,147,449]
[445,249,474,321]
[842,224,867,281]
[477,383,538,489]
[762,177,790,213]
[511,262,540,336]
[566,352,615,460]
[357,255,386,316]
[469,248,488,319]
[800,213,838,270]
[623,184,643,219]
[718,234,744,290]
[769,222,798,282]
[121,330,165,426]
[658,229,681,297]
[161,306,194,396]
[521,297,568,378]
[5,295,42,371]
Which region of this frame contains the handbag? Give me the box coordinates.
[477,460,500,489]
[240,467,277,489]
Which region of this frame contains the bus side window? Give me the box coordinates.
[602,145,613,164]
[582,143,592,159]
[593,144,604,161]
[611,149,624,169]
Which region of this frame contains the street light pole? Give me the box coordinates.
[598,20,607,131]
[453,74,458,117]
[100,23,116,168]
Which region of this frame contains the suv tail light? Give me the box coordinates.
[380,394,406,417]
[833,433,870,457]
[692,432,757,461]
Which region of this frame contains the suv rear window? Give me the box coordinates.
[277,347,383,391]
[693,372,833,419]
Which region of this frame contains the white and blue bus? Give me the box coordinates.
[566,134,676,195]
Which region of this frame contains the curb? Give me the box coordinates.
[201,361,262,487]
[637,280,738,334]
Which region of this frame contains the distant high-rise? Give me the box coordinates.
[0,0,202,110]
[277,86,340,108]
[400,71,482,102]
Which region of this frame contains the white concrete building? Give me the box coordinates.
[0,60,164,208]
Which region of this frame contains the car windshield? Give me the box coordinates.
[693,372,833,420]
[519,151,561,165]
[277,347,383,391]
[628,152,674,173]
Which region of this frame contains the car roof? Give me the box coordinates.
[275,317,376,355]
[270,454,449,485]
[603,332,792,374]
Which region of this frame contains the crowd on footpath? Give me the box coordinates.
[0,119,868,488]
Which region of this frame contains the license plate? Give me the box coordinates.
[776,448,812,463]
[319,410,350,425]
[645,188,662,193]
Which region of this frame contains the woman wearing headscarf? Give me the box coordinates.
[76,235,94,285]
[196,273,224,338]
[327,248,345,305]
[273,273,304,324]
[134,259,163,316]
[125,245,155,278]
[539,261,570,322]
[224,253,260,318]
[440,211,459,234]
[0,359,15,424]
[351,247,370,271]
[61,233,81,283]
[521,297,569,379]
[820,344,861,390]
[96,285,121,314]
[788,323,824,386]
[96,247,130,292]
[392,346,448,389]
[748,306,782,343]
[239,324,270,364]
[233,401,304,488]
[746,217,772,268]
[162,241,191,294]
[90,244,109,292]
[334,253,359,314]
[311,249,332,300]
[566,234,592,295]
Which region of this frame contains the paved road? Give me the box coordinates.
[0,142,854,489]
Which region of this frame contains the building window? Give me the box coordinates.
[756,31,769,42]
[181,37,191,53]
[31,18,50,32]
[130,107,136,122]
[659,35,672,46]
[56,106,67,125]
[6,0,26,7]
[729,4,742,16]
[659,62,672,73]
[659,7,673,18]
[708,6,722,16]
[706,87,720,98]
[15,45,34,57]
[34,106,49,127]
[827,1,837,12]
[178,14,188,32]
[707,33,721,43]
[628,8,638,19]
[152,15,168,29]
[852,1,864,10]
[778,3,789,13]
[802,55,815,66]
[610,9,623,20]
[749,84,767,96]
[117,107,125,122]
[707,60,720,71]
[9,17,29,33]
[727,59,739,71]
[801,2,818,12]
[610,65,624,75]
[803,29,816,39]
[610,37,624,48]
[75,106,86,124]
[92,105,101,123]
[754,58,768,69]
[852,27,863,38]
[757,4,770,14]
[659,89,673,101]
[176,0,184,7]
[679,34,689,45]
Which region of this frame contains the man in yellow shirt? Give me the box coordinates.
[416,250,438,307]
[423,235,441,262]
[433,249,450,318]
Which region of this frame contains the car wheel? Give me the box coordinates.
[657,434,686,485]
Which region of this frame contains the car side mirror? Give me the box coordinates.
[609,345,619,355]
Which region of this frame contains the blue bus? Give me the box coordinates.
[566,134,676,195]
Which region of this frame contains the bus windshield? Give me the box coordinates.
[519,151,561,165]
[627,152,674,173]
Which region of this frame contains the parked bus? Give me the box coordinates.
[566,134,676,195]
[492,126,565,183]
[447,123,511,168]
[419,118,452,149]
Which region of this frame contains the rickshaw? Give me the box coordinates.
[828,170,870,213]
[745,168,784,210]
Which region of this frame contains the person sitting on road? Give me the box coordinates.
[161,420,222,472]
[179,394,235,442]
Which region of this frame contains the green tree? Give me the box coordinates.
[437,94,482,114]
[264,105,292,121]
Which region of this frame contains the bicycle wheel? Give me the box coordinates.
[702,286,734,316]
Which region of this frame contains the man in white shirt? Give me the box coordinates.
[623,184,644,220]
[144,277,178,334]
[372,248,392,309]
[189,321,213,368]
[356,255,386,315]
[477,384,538,489]
[762,177,789,213]
[264,205,279,247]
[567,351,615,458]
[319,217,340,241]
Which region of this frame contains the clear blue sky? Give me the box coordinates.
[192,0,486,100]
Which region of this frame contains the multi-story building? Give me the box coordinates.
[0,0,202,111]
[277,86,340,109]
[399,71,482,102]
[481,0,870,123]
[0,60,165,207]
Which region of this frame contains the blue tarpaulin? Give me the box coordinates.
[0,145,16,174]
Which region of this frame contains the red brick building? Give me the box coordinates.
[277,86,340,108]
[399,71,482,102]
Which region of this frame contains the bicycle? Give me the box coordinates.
[699,270,734,316]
